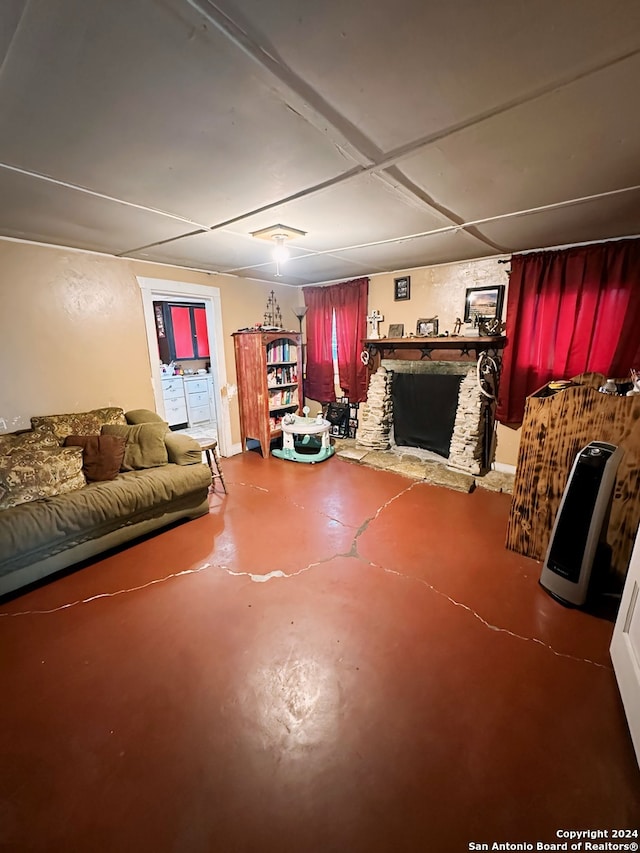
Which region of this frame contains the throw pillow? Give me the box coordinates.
[0,431,60,455]
[164,433,204,465]
[125,409,168,426]
[64,434,127,482]
[101,423,168,471]
[0,446,85,511]
[31,408,126,443]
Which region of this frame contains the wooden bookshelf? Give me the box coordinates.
[232,330,302,457]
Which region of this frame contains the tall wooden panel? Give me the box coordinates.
[506,378,640,581]
[232,331,302,458]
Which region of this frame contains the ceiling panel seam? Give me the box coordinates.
[6,35,635,259]
[168,183,640,276]
[5,2,638,266]
[183,0,379,166]
[180,0,476,234]
[179,1,640,242]
[0,162,215,232]
[0,0,31,81]
[120,182,640,271]
[150,43,640,244]
[374,169,507,253]
[369,47,640,173]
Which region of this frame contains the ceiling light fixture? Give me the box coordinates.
[250,223,307,277]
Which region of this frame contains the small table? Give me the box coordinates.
[272,416,334,464]
[199,440,227,493]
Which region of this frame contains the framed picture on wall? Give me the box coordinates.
[464,285,505,323]
[394,276,411,301]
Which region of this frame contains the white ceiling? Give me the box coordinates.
[1,0,639,286]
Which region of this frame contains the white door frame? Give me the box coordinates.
[136,276,232,458]
[610,523,640,768]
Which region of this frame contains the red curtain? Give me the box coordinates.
[333,278,369,403]
[497,238,640,424]
[304,277,369,403]
[304,285,335,403]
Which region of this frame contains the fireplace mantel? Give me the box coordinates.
[363,336,506,369]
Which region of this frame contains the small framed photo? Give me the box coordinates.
[394,276,411,301]
[464,285,505,323]
[388,323,404,338]
[416,317,439,337]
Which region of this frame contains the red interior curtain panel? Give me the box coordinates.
[497,238,640,424]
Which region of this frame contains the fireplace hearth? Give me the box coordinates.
[356,357,498,475]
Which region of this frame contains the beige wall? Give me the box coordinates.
[0,239,521,464]
[0,240,300,444]
[367,257,508,340]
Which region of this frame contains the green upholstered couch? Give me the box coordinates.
[0,408,212,597]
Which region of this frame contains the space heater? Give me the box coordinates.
[539,441,623,607]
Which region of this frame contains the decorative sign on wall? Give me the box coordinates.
[394,276,411,301]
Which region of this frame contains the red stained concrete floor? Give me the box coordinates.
[1,452,639,852]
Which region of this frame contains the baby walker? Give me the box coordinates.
[272,408,335,464]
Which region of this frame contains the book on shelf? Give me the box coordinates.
[268,388,297,409]
[266,339,297,363]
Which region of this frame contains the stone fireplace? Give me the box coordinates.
[356,338,504,476]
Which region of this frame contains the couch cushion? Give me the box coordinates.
[125,409,168,425]
[0,431,60,454]
[31,408,126,443]
[0,463,212,571]
[101,423,168,471]
[0,446,85,511]
[64,435,127,482]
[164,433,204,465]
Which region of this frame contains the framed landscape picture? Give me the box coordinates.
[394,276,411,301]
[464,285,505,323]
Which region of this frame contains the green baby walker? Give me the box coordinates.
[272,408,335,464]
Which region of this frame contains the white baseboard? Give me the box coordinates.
[492,461,516,475]
[227,442,243,457]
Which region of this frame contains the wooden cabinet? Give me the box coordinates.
[232,331,302,457]
[161,375,188,427]
[506,375,640,582]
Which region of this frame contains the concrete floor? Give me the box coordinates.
[1,452,639,852]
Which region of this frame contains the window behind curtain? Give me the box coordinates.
[304,278,369,403]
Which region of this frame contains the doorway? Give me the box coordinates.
[136,276,232,457]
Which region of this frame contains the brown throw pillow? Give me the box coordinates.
[101,423,168,471]
[64,435,127,482]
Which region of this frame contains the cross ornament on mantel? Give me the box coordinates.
[367,309,384,339]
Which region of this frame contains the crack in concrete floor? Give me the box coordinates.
[0,481,612,672]
[229,480,353,529]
